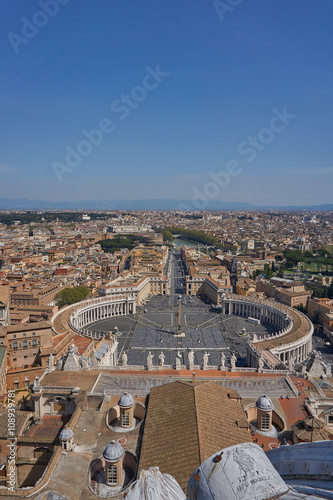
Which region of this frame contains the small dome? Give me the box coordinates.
[103,441,124,462]
[59,428,73,440]
[256,395,274,411]
[118,392,135,408]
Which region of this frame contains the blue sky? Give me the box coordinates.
[1,0,332,206]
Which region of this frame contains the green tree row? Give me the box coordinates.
[283,248,333,271]
[55,286,90,308]
[165,227,221,247]
[307,281,333,299]
[161,229,174,242]
[98,235,141,253]
[0,211,110,226]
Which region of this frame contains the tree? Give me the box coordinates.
[328,281,333,300]
[263,263,273,279]
[318,248,330,258]
[55,286,89,308]
[252,269,262,280]
[294,304,307,314]
[165,227,221,247]
[97,235,140,253]
[312,310,320,324]
[162,229,174,242]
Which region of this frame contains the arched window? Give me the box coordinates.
[261,413,270,430]
[32,339,37,346]
[23,340,27,348]
[107,464,118,485]
[121,410,130,427]
[13,341,17,349]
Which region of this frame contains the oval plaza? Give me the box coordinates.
[54,269,313,372]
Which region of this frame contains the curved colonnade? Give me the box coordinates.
[69,294,137,338]
[51,294,137,339]
[220,294,313,364]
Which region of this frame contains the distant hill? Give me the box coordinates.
[0,197,332,211]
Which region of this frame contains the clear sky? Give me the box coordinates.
[1,0,333,206]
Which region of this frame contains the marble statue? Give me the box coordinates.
[48,353,54,369]
[202,351,209,369]
[147,351,154,370]
[258,356,264,371]
[220,351,226,370]
[230,353,237,370]
[56,357,63,370]
[158,352,165,367]
[122,352,128,367]
[288,356,295,371]
[188,350,195,370]
[175,351,182,370]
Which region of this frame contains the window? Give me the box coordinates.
[25,380,29,388]
[23,340,27,348]
[14,382,18,390]
[32,339,37,346]
[23,333,26,338]
[107,464,118,485]
[13,341,17,350]
[13,335,16,339]
[121,410,130,427]
[261,413,270,430]
[328,415,333,424]
[24,355,27,359]
[32,332,35,336]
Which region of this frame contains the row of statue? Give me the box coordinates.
[47,344,244,372]
[139,350,238,369]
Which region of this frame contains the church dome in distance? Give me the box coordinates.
[103,441,124,462]
[256,395,274,411]
[118,392,135,408]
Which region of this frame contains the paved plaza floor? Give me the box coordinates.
[87,295,277,368]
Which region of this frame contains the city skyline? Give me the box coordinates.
[1,0,333,206]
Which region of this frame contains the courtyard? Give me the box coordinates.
[87,294,277,368]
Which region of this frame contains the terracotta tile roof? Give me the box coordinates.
[4,321,52,333]
[42,370,100,392]
[27,414,70,439]
[73,334,93,354]
[195,382,250,460]
[138,381,251,490]
[52,332,70,348]
[0,285,10,306]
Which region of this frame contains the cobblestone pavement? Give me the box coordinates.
[90,295,277,368]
